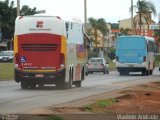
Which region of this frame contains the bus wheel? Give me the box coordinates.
[146,70,150,76]
[21,81,29,89]
[38,83,44,88]
[75,81,81,87]
[85,71,88,76]
[142,70,145,76]
[69,72,72,89]
[120,71,123,76]
[150,70,153,75]
[81,68,85,80]
[30,83,36,89]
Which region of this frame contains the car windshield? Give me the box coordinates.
[1,51,13,56]
[90,59,103,63]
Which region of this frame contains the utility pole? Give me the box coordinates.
[138,0,142,35]
[84,0,87,28]
[17,0,20,16]
[131,0,134,33]
[158,13,160,40]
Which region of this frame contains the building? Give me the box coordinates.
[119,12,155,37]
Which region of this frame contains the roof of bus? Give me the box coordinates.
[119,35,154,42]
[33,14,83,24]
[15,15,66,36]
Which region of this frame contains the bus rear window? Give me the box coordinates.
[117,37,145,50]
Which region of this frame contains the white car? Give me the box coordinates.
[86,57,109,74]
[0,51,14,62]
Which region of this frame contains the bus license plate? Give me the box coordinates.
[35,74,44,78]
[128,65,134,67]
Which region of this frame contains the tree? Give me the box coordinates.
[132,0,157,34]
[154,29,160,51]
[88,17,108,56]
[20,5,37,15]
[135,0,156,16]
[0,0,38,40]
[120,28,132,35]
[0,0,16,39]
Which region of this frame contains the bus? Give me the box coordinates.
[116,35,155,76]
[14,16,90,89]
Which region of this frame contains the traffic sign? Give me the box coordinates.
[150,24,160,30]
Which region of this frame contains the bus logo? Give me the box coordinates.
[36,21,43,28]
[21,56,26,63]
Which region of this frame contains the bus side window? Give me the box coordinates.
[71,22,73,29]
[147,41,149,52]
[65,22,69,39]
[66,22,69,31]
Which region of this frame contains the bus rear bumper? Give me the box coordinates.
[116,62,147,72]
[14,69,65,84]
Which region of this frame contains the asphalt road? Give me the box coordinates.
[0,68,160,114]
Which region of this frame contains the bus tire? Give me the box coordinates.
[30,83,36,89]
[142,70,145,76]
[15,69,21,83]
[75,81,81,87]
[85,71,88,76]
[146,70,150,76]
[21,81,29,89]
[120,71,123,76]
[81,67,85,80]
[38,83,44,88]
[69,70,72,89]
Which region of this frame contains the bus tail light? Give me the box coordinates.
[143,56,146,62]
[59,53,65,67]
[116,56,119,62]
[56,16,61,20]
[15,53,20,68]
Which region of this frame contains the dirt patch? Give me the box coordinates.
[106,90,160,114]
[50,82,160,115]
[20,82,160,120]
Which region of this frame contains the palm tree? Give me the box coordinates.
[120,28,132,35]
[0,0,38,40]
[133,0,157,34]
[0,0,16,39]
[88,17,108,56]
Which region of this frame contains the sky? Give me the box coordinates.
[9,0,160,23]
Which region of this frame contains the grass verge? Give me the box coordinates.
[0,63,14,80]
[46,115,64,120]
[83,98,117,113]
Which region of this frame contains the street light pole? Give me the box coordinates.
[17,0,20,16]
[138,0,142,35]
[131,0,133,33]
[84,0,87,26]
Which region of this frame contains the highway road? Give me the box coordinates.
[0,68,160,113]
